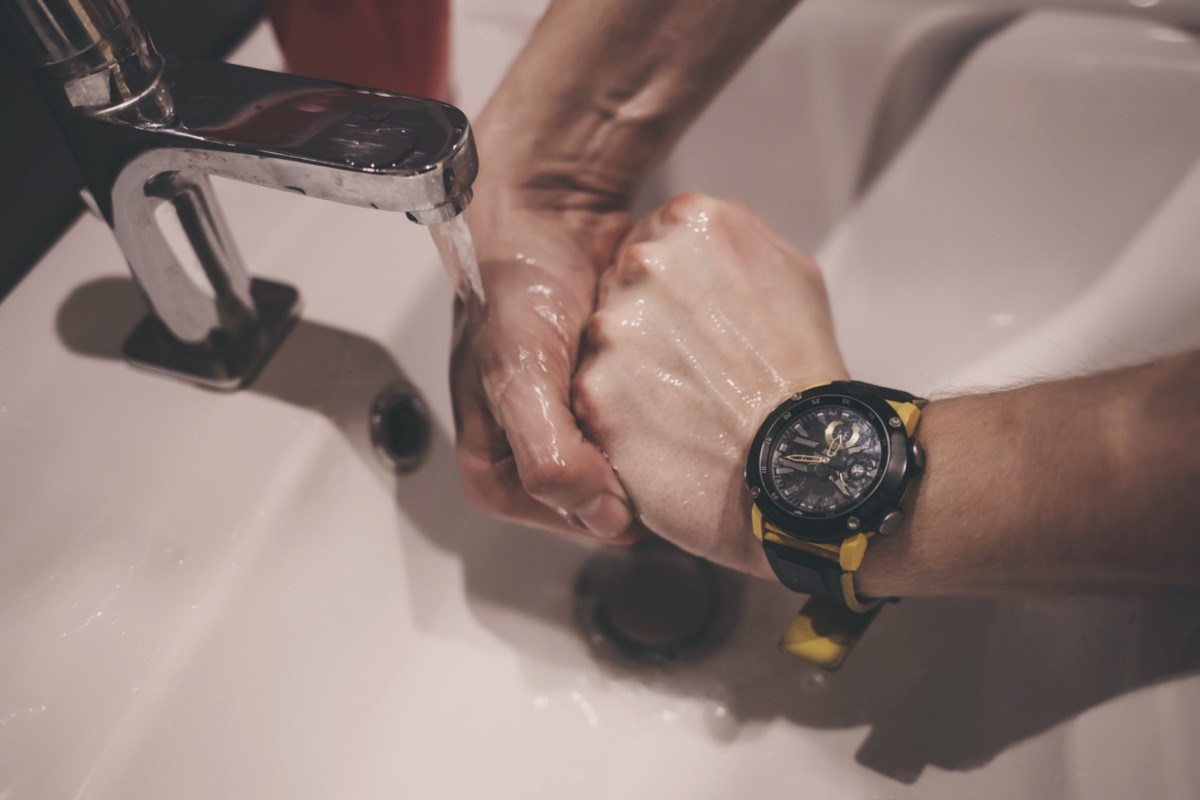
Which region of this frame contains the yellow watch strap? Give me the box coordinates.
[778,595,883,670]
[886,398,924,436]
[753,506,880,612]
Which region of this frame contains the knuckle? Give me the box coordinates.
[570,372,594,427]
[570,367,605,430]
[616,242,661,282]
[582,311,613,349]
[662,192,722,226]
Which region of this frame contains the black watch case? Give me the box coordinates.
[746,382,922,544]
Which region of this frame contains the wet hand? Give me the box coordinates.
[573,193,849,576]
[451,174,644,543]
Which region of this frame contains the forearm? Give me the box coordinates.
[858,350,1200,596]
[575,194,1199,596]
[476,0,802,204]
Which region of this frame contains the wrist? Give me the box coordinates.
[476,1,803,207]
[473,95,659,210]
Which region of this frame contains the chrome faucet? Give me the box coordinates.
[2,0,477,388]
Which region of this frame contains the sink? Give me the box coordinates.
[2,1,1199,797]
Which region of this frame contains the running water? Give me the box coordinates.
[428,215,486,305]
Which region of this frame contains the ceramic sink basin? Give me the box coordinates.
[2,1,1199,797]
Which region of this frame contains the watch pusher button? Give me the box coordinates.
[910,439,926,472]
[878,510,905,536]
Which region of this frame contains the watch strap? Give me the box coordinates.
[750,380,927,669]
[752,505,881,614]
[778,595,884,671]
[753,499,887,672]
[849,380,926,436]
[846,379,922,404]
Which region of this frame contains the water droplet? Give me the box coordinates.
[569,690,601,728]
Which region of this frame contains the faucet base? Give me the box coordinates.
[122,278,300,390]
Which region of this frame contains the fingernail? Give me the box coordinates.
[577,492,631,539]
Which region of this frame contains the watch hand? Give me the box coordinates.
[831,472,852,496]
[785,453,830,464]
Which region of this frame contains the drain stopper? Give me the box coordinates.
[575,538,738,664]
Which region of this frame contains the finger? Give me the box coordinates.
[453,337,641,542]
[452,296,640,542]
[456,437,642,542]
[609,240,659,287]
[484,359,635,541]
[450,309,517,463]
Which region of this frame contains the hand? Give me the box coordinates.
[450,163,643,542]
[573,193,849,577]
[446,0,801,545]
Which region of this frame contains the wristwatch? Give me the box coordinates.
[745,380,926,670]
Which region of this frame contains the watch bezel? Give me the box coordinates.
[746,382,916,543]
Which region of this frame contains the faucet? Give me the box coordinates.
[2,0,477,388]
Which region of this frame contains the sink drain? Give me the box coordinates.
[369,381,432,474]
[575,537,739,665]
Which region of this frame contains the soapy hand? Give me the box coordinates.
[573,193,849,577]
[451,171,643,542]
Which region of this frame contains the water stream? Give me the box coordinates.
[428,215,486,306]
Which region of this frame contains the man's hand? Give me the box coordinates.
[448,0,802,542]
[572,193,849,576]
[451,177,641,542]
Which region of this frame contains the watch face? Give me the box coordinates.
[765,402,886,518]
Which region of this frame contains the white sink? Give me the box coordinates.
[3,1,1199,797]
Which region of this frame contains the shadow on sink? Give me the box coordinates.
[56,277,1200,785]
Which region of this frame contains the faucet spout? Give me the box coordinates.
[2,0,477,388]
